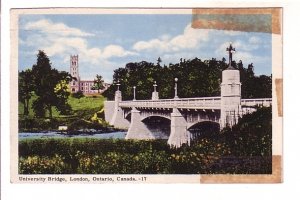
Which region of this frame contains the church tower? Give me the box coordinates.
[70,55,80,93]
[220,43,242,128]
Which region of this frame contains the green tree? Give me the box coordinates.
[157,57,162,66]
[221,107,272,156]
[54,71,73,114]
[31,50,72,118]
[103,57,272,100]
[19,69,34,115]
[93,74,105,94]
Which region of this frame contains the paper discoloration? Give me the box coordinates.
[192,8,281,34]
[275,79,283,117]
[200,155,282,183]
[11,7,282,183]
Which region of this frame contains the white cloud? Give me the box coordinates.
[215,36,263,59]
[24,19,94,37]
[39,36,100,64]
[159,34,171,41]
[43,42,66,56]
[222,30,244,36]
[101,45,137,59]
[133,39,167,52]
[22,19,137,67]
[170,24,209,49]
[133,23,210,53]
[217,41,251,60]
[249,36,262,44]
[21,33,50,47]
[234,51,254,63]
[215,37,269,68]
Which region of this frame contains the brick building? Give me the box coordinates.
[69,55,110,94]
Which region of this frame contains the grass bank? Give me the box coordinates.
[19,95,112,132]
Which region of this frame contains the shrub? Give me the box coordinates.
[68,119,107,131]
[19,154,71,174]
[18,138,271,174]
[71,91,84,99]
[19,118,59,132]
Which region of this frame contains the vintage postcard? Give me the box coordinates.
[10,8,282,183]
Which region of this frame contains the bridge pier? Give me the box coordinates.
[110,90,130,129]
[152,91,159,100]
[126,107,155,139]
[167,108,190,148]
[220,65,241,129]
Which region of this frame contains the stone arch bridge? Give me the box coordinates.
[104,44,272,147]
[104,93,271,147]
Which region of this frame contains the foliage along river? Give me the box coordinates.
[19,131,127,140]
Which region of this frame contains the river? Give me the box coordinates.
[19,131,127,140]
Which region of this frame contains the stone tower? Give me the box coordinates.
[70,55,80,93]
[220,44,241,128]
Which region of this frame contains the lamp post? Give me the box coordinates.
[133,86,136,101]
[153,81,157,92]
[116,80,120,91]
[174,77,178,99]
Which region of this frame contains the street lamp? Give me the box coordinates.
[174,77,178,99]
[133,86,136,101]
[153,81,157,92]
[116,80,120,91]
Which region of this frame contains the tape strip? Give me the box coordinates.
[200,155,282,183]
[275,79,283,117]
[192,8,281,34]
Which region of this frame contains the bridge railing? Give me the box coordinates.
[108,97,271,109]
[118,97,221,109]
[241,98,272,107]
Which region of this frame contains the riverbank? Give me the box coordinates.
[19,95,114,133]
[18,119,124,133]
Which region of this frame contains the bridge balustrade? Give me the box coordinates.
[241,98,272,107]
[118,97,221,109]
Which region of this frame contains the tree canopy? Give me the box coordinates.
[103,57,272,100]
[19,69,34,115]
[93,74,105,93]
[19,50,73,118]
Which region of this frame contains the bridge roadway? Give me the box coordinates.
[117,97,272,110]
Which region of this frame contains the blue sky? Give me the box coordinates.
[19,14,272,82]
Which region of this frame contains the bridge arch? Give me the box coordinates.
[124,109,171,121]
[141,114,170,121]
[188,121,220,141]
[141,116,171,139]
[187,119,220,130]
[125,112,131,122]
